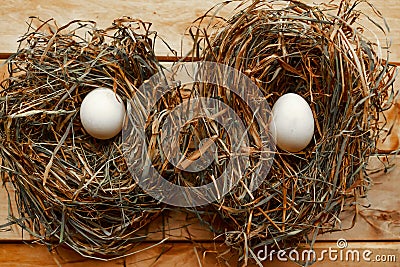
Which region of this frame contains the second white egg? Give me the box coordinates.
[270,93,314,153]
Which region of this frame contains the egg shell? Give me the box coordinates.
[270,93,314,152]
[80,88,126,140]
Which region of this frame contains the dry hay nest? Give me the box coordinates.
[0,17,164,258]
[180,0,397,264]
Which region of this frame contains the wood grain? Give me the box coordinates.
[0,0,235,57]
[0,243,124,267]
[0,242,399,267]
[0,0,399,61]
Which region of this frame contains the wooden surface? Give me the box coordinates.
[0,0,237,57]
[0,242,399,267]
[0,0,399,61]
[1,0,400,266]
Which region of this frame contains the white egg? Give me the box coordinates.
[270,93,314,152]
[80,88,126,140]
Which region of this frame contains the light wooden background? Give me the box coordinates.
[1,0,400,266]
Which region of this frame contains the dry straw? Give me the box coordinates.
[182,0,397,265]
[0,17,165,259]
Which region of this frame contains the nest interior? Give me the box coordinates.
[0,17,164,258]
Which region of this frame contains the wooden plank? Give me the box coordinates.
[2,156,400,242]
[0,243,230,267]
[0,0,234,57]
[0,242,399,267]
[0,244,124,267]
[0,0,399,61]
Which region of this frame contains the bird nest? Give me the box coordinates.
[0,17,164,259]
[181,0,397,264]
